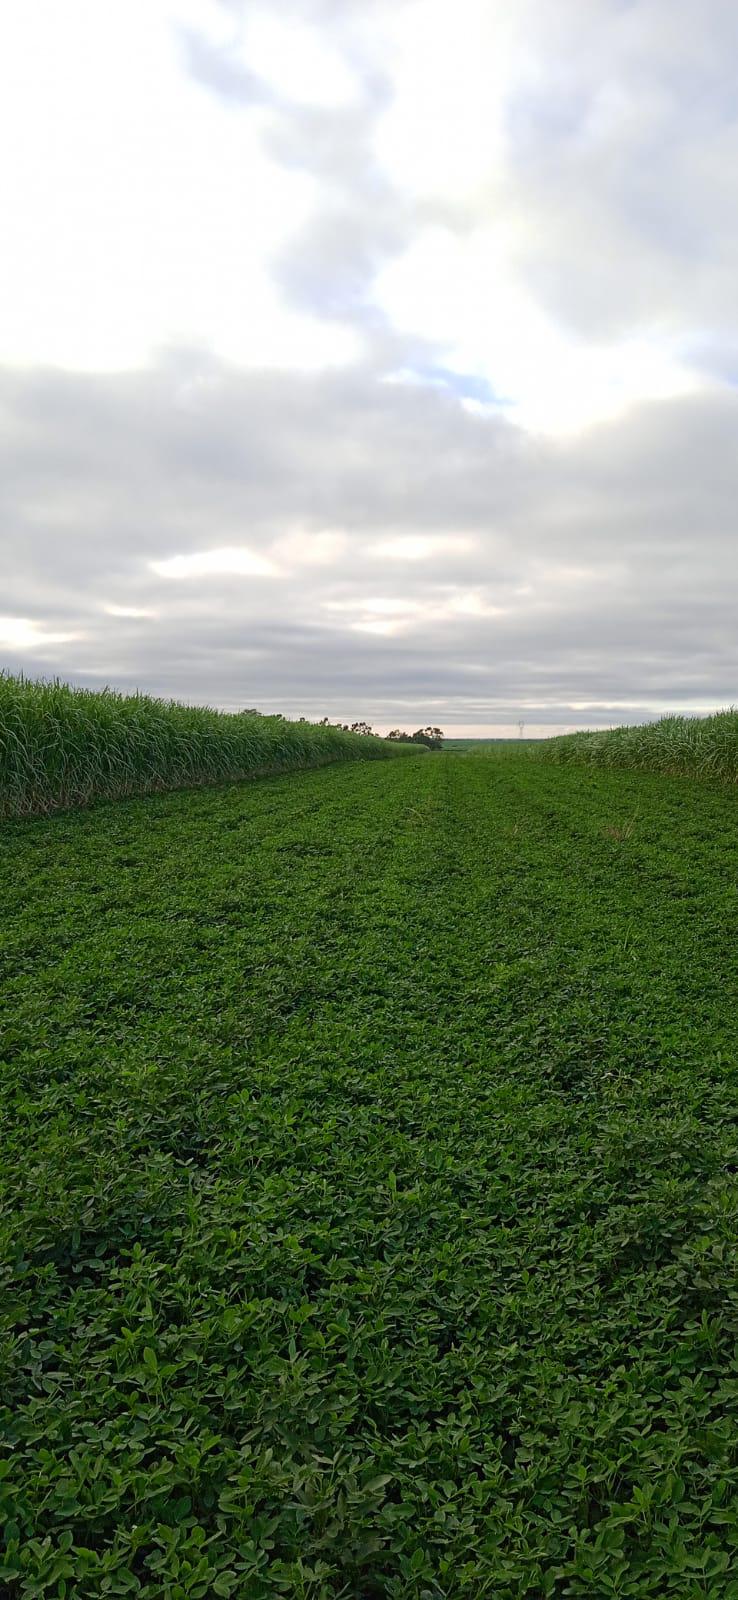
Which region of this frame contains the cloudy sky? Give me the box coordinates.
[2,0,737,734]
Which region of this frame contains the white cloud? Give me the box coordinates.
[232,11,361,109]
[103,605,159,619]
[369,535,476,561]
[325,594,422,636]
[323,596,418,635]
[447,592,507,618]
[354,597,420,615]
[323,587,508,633]
[151,546,283,579]
[352,618,405,636]
[0,0,359,373]
[373,0,518,205]
[272,527,348,566]
[375,226,702,434]
[0,616,80,649]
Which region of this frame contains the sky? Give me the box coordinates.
[2,0,737,735]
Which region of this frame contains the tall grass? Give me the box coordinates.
[0,674,422,819]
[539,709,738,782]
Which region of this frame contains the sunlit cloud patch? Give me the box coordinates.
[150,548,283,580]
[0,617,81,650]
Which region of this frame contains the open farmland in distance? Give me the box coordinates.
[2,752,738,1597]
[442,739,544,758]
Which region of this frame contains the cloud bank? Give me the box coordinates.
[1,0,736,732]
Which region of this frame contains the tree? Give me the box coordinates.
[411,726,444,750]
[350,721,374,736]
[386,728,409,741]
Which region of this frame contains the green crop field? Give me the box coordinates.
[2,752,738,1597]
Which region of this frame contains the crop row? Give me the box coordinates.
[0,674,422,818]
[538,708,738,782]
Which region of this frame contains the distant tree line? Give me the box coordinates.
[317,718,443,749]
[386,725,444,749]
[240,709,444,749]
[316,718,443,748]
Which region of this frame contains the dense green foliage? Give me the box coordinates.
[539,709,738,782]
[0,675,420,819]
[2,753,738,1596]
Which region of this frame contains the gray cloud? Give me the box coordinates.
[497,0,738,348]
[2,358,737,729]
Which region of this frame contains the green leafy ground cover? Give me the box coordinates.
[2,753,738,1597]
